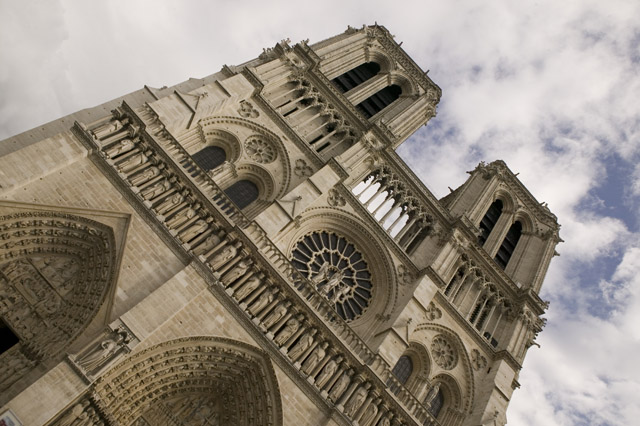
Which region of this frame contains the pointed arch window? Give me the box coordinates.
[494,221,522,269]
[224,180,259,209]
[391,355,413,384]
[331,62,381,93]
[0,318,19,355]
[356,85,402,119]
[478,199,503,246]
[192,146,227,171]
[427,388,445,418]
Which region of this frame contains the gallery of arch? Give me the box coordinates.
[0,25,560,426]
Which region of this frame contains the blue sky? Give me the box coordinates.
[1,1,639,424]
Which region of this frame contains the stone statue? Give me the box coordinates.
[248,288,275,316]
[77,330,127,373]
[302,342,327,375]
[55,400,90,426]
[193,232,221,255]
[118,152,148,173]
[130,166,160,187]
[311,262,331,285]
[360,399,380,426]
[209,244,238,270]
[344,386,367,417]
[274,316,302,346]
[378,415,391,426]
[156,192,184,215]
[141,179,170,200]
[262,301,289,329]
[315,357,340,389]
[288,328,316,360]
[329,281,352,304]
[104,138,135,158]
[179,219,208,243]
[328,368,353,402]
[424,382,441,407]
[323,269,345,299]
[92,118,127,140]
[166,206,197,229]
[222,260,251,286]
[233,274,262,300]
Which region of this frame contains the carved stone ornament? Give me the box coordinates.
[425,302,442,321]
[71,326,133,377]
[396,264,414,286]
[237,100,259,118]
[293,159,313,177]
[327,188,346,207]
[471,349,488,371]
[431,335,458,370]
[244,135,276,164]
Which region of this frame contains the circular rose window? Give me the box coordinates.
[291,231,373,321]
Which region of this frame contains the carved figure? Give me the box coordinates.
[248,288,275,316]
[233,274,262,300]
[330,281,352,304]
[424,382,441,406]
[344,386,367,417]
[92,118,127,140]
[315,357,340,388]
[55,400,90,426]
[262,301,289,329]
[179,219,208,243]
[104,138,135,158]
[77,330,127,373]
[209,244,238,270]
[378,415,391,426]
[166,206,197,229]
[323,270,345,297]
[130,166,160,187]
[118,152,148,173]
[274,316,302,346]
[193,232,222,255]
[222,259,251,286]
[360,400,379,426]
[141,179,170,200]
[156,193,184,215]
[311,262,331,285]
[302,342,327,375]
[288,328,316,360]
[328,368,353,402]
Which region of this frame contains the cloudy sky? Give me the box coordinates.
[1,1,639,425]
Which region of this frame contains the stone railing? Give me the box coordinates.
[75,105,442,426]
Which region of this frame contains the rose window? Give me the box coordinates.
[245,136,276,164]
[291,231,373,321]
[431,335,457,370]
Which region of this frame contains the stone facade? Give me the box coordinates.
[0,24,560,426]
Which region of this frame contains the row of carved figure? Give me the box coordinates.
[83,112,436,425]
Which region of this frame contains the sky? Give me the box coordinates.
[1,1,639,425]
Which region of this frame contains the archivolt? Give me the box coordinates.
[94,336,283,426]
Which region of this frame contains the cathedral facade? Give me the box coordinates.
[0,25,560,426]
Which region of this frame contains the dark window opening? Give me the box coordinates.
[224,180,259,210]
[331,62,381,93]
[192,146,226,171]
[391,355,413,385]
[494,221,522,269]
[0,318,19,355]
[356,85,402,118]
[478,200,503,246]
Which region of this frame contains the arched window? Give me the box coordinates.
[192,146,226,171]
[427,388,445,418]
[494,221,522,269]
[224,180,259,209]
[444,268,464,297]
[331,62,381,93]
[478,200,503,246]
[356,85,402,119]
[391,355,413,385]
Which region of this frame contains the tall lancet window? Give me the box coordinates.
[331,62,381,93]
[478,200,503,246]
[356,85,402,118]
[495,221,522,269]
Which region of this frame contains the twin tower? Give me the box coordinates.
[0,25,560,426]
